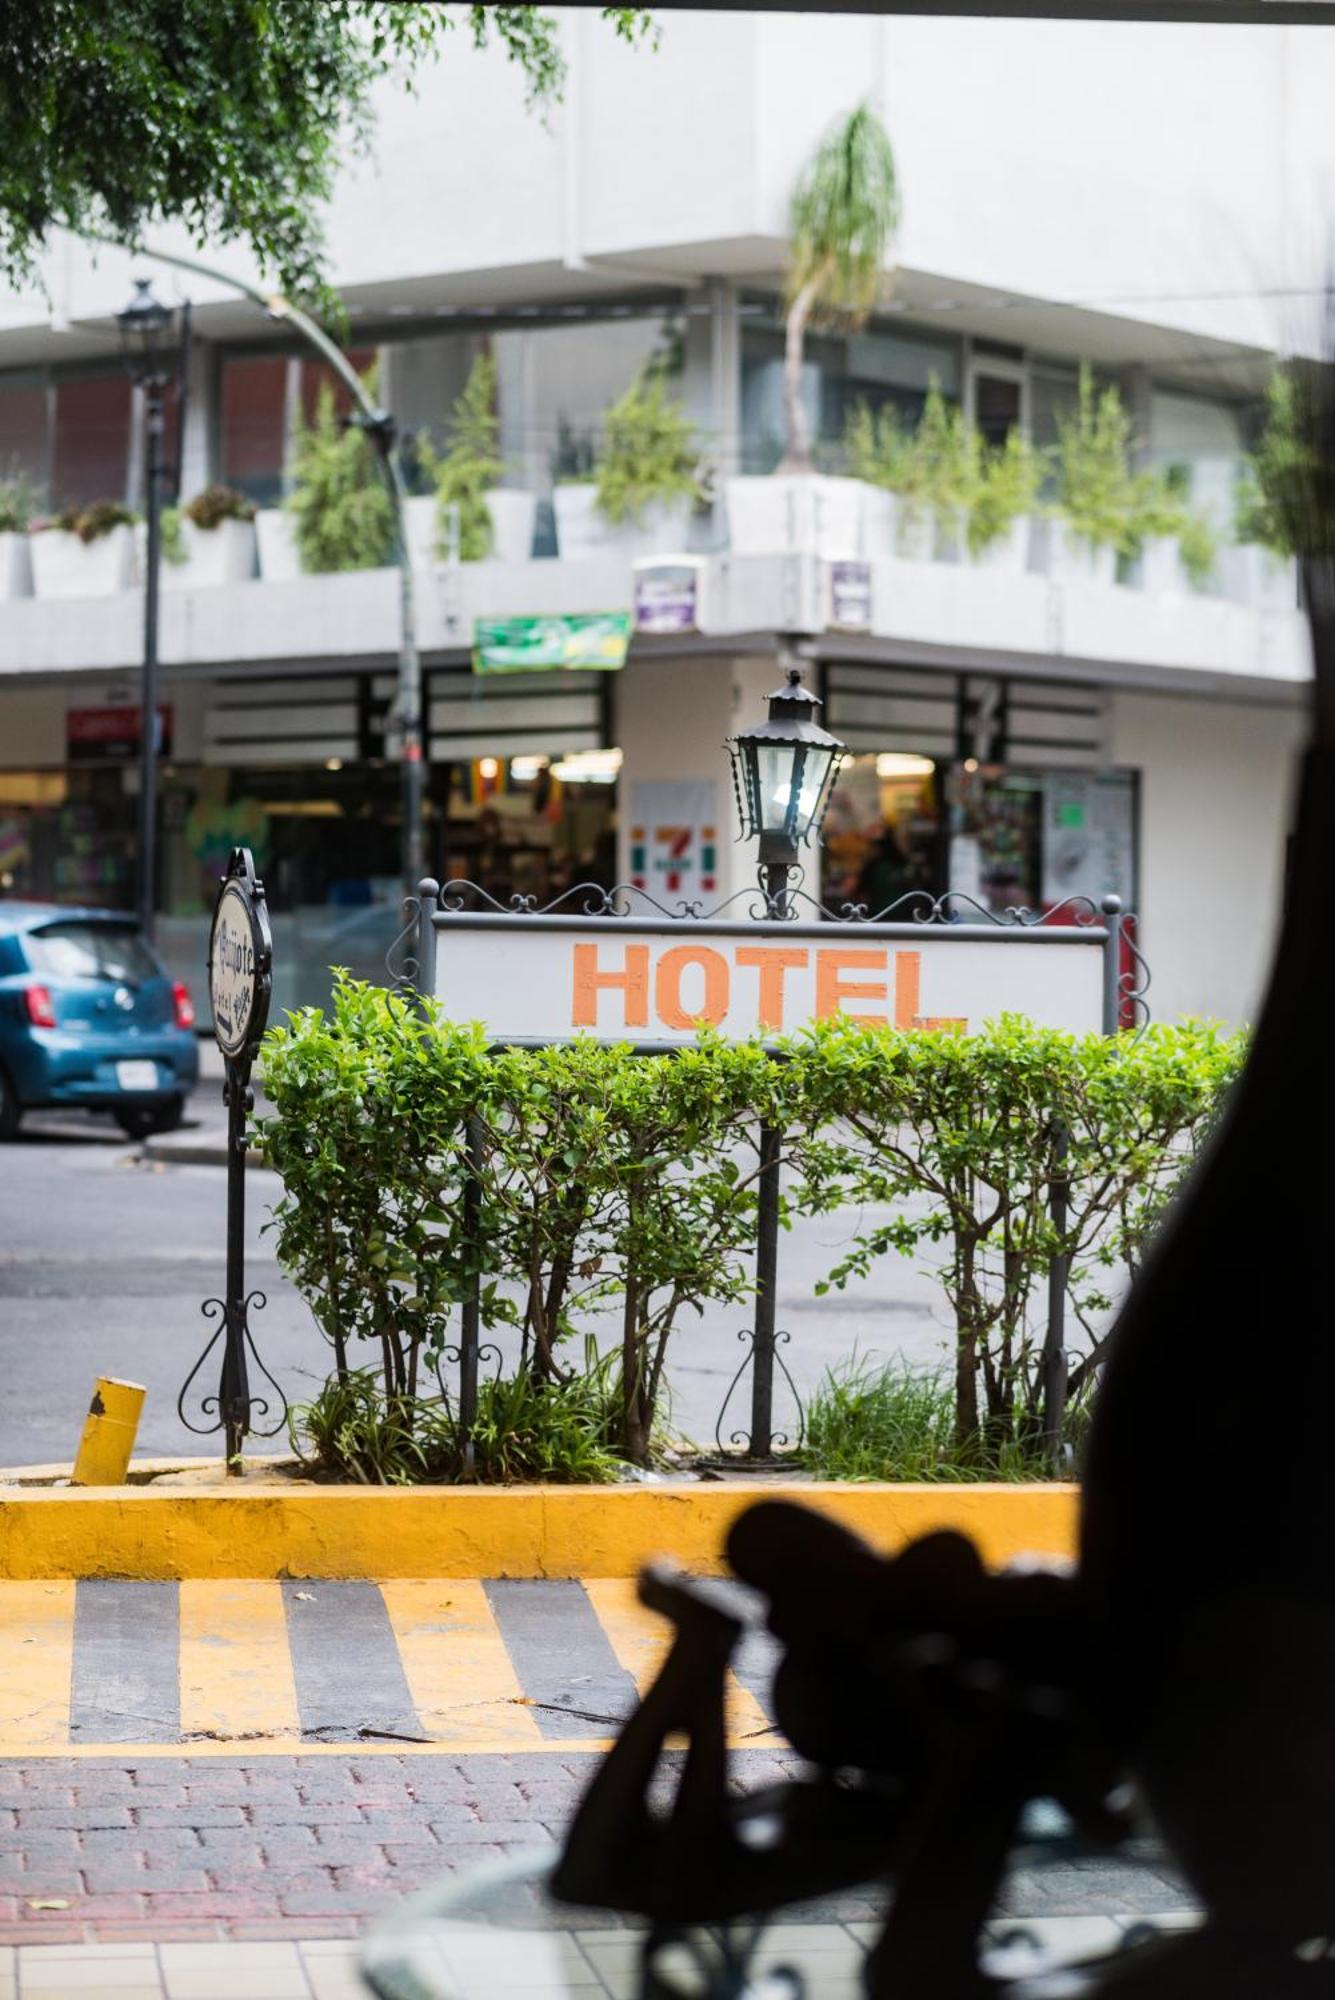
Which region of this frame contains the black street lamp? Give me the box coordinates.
[117,278,180,942]
[727,664,845,913]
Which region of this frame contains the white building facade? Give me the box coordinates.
[0,9,1326,1022]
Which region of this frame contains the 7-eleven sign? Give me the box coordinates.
[628,782,718,901]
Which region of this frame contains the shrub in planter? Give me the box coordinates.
[1228,370,1306,608]
[1045,366,1135,584]
[905,381,979,559]
[30,500,137,596]
[789,1013,1244,1468]
[158,484,257,588]
[1124,467,1217,594]
[417,352,506,563]
[287,370,394,573]
[968,430,1042,568]
[556,370,699,558]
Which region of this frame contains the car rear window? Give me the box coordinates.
[25,922,162,986]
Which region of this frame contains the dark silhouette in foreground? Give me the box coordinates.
[553,356,1335,1995]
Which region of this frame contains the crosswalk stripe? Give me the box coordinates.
[70,1580,179,1744]
[0,1580,75,1746]
[179,1580,300,1742]
[485,1579,639,1740]
[0,1578,793,1757]
[282,1579,423,1742]
[380,1579,545,1748]
[583,1578,783,1747]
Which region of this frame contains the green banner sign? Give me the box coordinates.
[473,612,632,674]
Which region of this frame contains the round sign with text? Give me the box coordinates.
[209,876,269,1060]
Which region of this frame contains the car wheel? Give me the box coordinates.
[0,1068,21,1142]
[115,1096,185,1141]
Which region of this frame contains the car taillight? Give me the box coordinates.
[24,983,57,1029]
[172,981,196,1029]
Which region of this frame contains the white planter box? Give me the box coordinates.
[859,487,898,558]
[724,474,865,558]
[0,532,32,600]
[933,505,970,564]
[554,485,692,560]
[1127,534,1193,596]
[1033,520,1119,589]
[1219,542,1298,612]
[161,517,257,591]
[255,510,302,582]
[487,489,538,564]
[30,524,134,598]
[406,490,539,567]
[968,517,1032,574]
[402,494,439,569]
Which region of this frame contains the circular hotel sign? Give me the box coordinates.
[208,850,272,1062]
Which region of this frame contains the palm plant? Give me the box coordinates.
[782,102,900,473]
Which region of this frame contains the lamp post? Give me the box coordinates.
[727,663,845,916]
[117,277,179,942]
[726,661,843,1456]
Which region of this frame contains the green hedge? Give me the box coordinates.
[257,977,1243,1480]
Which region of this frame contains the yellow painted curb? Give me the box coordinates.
[0,1482,1078,1581]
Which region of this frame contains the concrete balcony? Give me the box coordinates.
[0,544,1312,701]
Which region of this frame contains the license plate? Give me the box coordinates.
[116,1060,159,1092]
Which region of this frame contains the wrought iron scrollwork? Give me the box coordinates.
[714,1328,804,1456]
[177,1290,287,1441]
[384,890,423,996]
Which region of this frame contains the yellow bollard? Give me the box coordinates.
[71,1378,146,1487]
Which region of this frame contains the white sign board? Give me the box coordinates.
[432,919,1108,1044]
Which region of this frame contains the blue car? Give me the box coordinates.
[0,904,199,1141]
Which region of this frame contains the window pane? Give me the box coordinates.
[26,921,161,985]
[0,379,49,497]
[52,375,131,508]
[219,356,288,504]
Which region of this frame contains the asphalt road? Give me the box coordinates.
[0,1098,953,1469]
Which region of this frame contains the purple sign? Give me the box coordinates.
[635,564,699,636]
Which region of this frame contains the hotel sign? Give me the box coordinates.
[430,915,1109,1044]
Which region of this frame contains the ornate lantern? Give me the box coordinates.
[727,666,845,883]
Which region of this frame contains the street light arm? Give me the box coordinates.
[73,227,425,885]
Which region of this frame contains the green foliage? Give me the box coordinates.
[287,370,394,573]
[185,483,256,530]
[1235,370,1325,557]
[0,467,32,533]
[801,1357,1082,1482]
[53,500,136,543]
[788,102,900,323]
[970,431,1042,555]
[287,1361,622,1486]
[417,352,505,562]
[790,1014,1244,1468]
[595,371,699,526]
[0,3,654,308]
[1124,466,1217,588]
[260,986,1243,1483]
[843,401,913,491]
[160,506,186,565]
[1050,366,1137,554]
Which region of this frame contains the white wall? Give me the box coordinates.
[1110,687,1306,1025]
[6,11,1335,363]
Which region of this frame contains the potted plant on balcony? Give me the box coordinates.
[29,501,137,597]
[157,485,257,590]
[410,352,536,568]
[0,473,33,600]
[1043,367,1135,586]
[555,368,699,559]
[1125,466,1218,595]
[264,368,394,579]
[1227,371,1303,611]
[968,429,1043,572]
[727,101,899,559]
[907,381,979,561]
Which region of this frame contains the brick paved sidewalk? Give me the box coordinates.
[0,1749,1195,1952]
